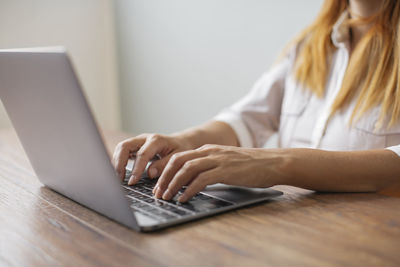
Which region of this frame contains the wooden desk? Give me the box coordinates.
[1,128,400,267]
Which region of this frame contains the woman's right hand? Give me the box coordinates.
[113,133,193,185]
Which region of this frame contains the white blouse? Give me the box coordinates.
[214,11,400,157]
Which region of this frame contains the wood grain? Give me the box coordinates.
[0,128,400,267]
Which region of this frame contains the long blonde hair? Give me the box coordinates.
[294,0,400,127]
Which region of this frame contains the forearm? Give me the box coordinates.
[172,120,239,149]
[280,148,400,192]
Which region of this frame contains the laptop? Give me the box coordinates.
[0,47,282,232]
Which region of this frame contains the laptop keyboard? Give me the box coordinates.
[122,172,233,222]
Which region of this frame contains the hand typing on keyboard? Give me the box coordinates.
[112,122,280,203]
[152,145,279,202]
[113,133,194,185]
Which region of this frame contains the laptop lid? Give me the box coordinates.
[0,48,138,229]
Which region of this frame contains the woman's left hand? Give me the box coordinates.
[153,144,289,202]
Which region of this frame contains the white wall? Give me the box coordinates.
[114,0,323,135]
[0,0,120,130]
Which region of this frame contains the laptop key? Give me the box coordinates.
[130,199,140,204]
[143,198,155,203]
[158,203,189,216]
[154,200,168,207]
[127,191,142,198]
[176,202,199,212]
[168,206,190,216]
[135,194,149,200]
[159,204,175,211]
[135,187,152,195]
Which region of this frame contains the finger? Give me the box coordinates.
[147,155,172,180]
[112,135,146,166]
[129,135,167,185]
[178,169,219,202]
[113,137,146,180]
[161,158,216,201]
[154,149,208,198]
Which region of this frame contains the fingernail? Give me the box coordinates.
[155,188,163,199]
[162,189,172,200]
[152,185,159,194]
[149,167,158,178]
[128,175,136,185]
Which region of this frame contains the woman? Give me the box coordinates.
[113,0,400,203]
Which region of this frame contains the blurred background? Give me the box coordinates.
[0,0,322,135]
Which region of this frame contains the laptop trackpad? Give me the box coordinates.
[202,184,282,204]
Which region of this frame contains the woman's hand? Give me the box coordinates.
[113,133,194,185]
[153,144,290,202]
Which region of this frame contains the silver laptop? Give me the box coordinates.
[0,47,282,232]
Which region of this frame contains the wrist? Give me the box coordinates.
[265,148,296,186]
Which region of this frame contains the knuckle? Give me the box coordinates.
[170,153,178,162]
[116,141,127,150]
[181,161,194,172]
[149,133,162,141]
[199,144,211,150]
[136,150,148,158]
[199,144,218,151]
[135,133,149,141]
[170,153,183,164]
[117,139,136,151]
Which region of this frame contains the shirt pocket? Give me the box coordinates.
[351,107,400,149]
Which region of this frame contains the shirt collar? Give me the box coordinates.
[331,10,350,49]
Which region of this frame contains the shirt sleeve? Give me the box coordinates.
[213,54,290,148]
[385,146,400,157]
